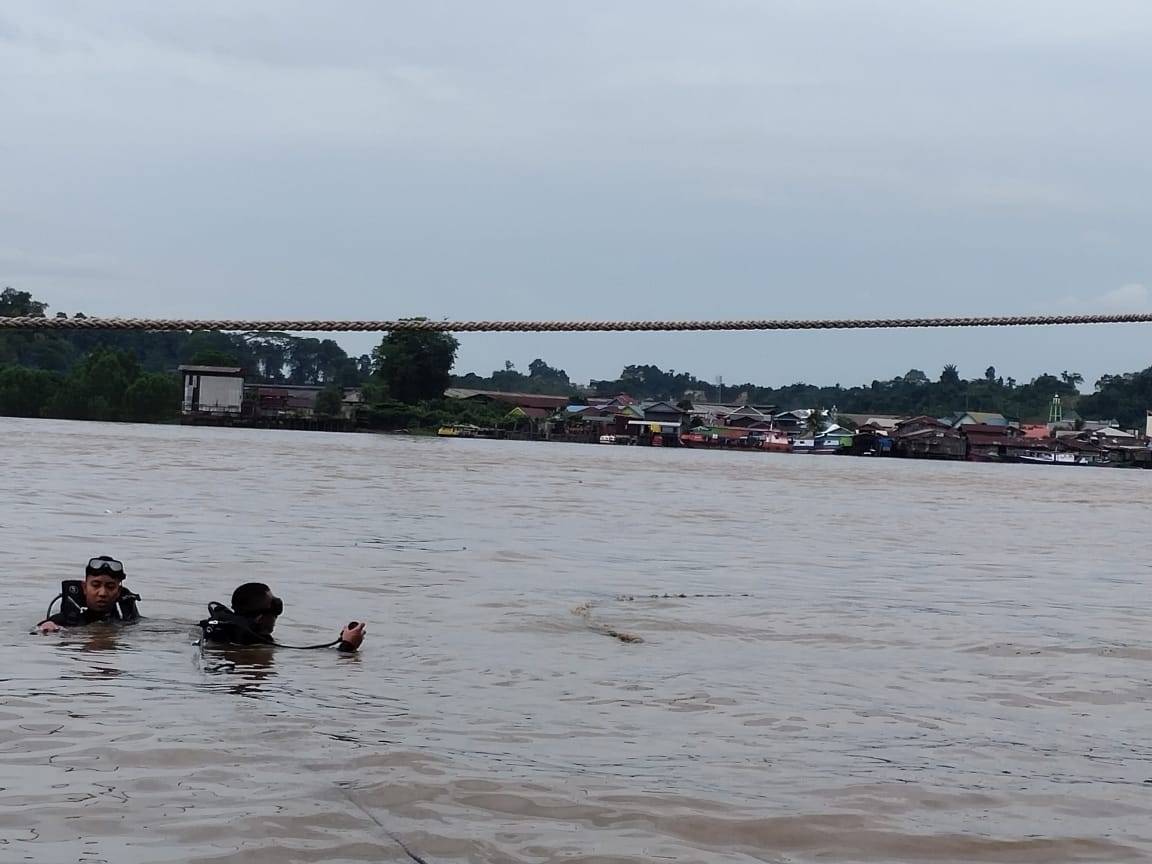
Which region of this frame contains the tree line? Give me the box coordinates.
[0,288,372,387]
[0,288,375,422]
[452,358,578,397]
[0,287,464,425]
[3,287,1150,428]
[444,353,1149,428]
[586,362,1148,427]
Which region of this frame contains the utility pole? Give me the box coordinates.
[716,375,723,405]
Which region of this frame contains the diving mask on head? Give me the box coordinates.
[241,595,283,618]
[86,557,125,577]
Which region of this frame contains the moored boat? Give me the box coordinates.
[1015,450,1084,465]
[438,424,478,437]
[437,424,502,439]
[758,430,792,452]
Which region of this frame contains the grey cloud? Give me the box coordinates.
[1059,284,1151,313]
[1,1,1150,388]
[0,247,118,279]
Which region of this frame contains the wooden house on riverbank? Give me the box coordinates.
[961,423,1038,461]
[892,416,965,459]
[180,365,243,417]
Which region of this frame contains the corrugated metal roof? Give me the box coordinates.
[178,365,242,375]
[838,413,904,427]
[961,423,1020,435]
[639,401,685,414]
[588,394,638,406]
[952,411,1009,427]
[254,384,324,393]
[896,415,948,428]
[899,427,962,439]
[725,405,768,419]
[686,402,734,416]
[1095,426,1138,438]
[507,406,551,419]
[445,388,569,409]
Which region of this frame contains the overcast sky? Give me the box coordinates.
[2,1,1150,389]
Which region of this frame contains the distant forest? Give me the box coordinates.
[3,287,1151,427]
[0,287,372,422]
[452,359,1152,429]
[0,288,372,387]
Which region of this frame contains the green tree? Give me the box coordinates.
[244,334,291,382]
[0,366,62,416]
[49,348,140,421]
[180,331,245,365]
[453,356,576,396]
[0,287,48,317]
[490,361,528,392]
[189,349,241,368]
[125,373,181,422]
[315,383,345,417]
[371,323,459,404]
[527,358,570,389]
[1078,367,1152,427]
[805,408,826,437]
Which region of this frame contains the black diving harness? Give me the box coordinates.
[198,602,346,650]
[44,580,141,626]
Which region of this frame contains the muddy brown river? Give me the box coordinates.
[1,418,1150,863]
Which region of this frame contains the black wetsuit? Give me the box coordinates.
[198,602,353,650]
[198,604,268,646]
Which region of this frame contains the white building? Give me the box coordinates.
[179,365,244,415]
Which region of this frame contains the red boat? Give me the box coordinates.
[679,427,793,452]
[759,431,792,452]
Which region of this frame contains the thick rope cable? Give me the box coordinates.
[2,313,1152,333]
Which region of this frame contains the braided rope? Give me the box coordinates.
[2,313,1152,332]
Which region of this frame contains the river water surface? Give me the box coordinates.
[1,418,1150,863]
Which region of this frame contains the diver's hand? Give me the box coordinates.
[338,621,365,652]
[37,621,62,634]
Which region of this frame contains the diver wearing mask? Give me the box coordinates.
[199,582,365,652]
[37,556,141,633]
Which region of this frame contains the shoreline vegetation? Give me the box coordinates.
[3,288,1152,444]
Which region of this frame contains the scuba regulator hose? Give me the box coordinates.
[199,602,351,650]
[44,594,62,623]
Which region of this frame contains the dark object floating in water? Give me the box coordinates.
[572,602,644,644]
[616,592,753,601]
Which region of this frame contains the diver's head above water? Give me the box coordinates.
[202,583,365,652]
[84,556,127,614]
[231,582,282,637]
[36,555,140,633]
